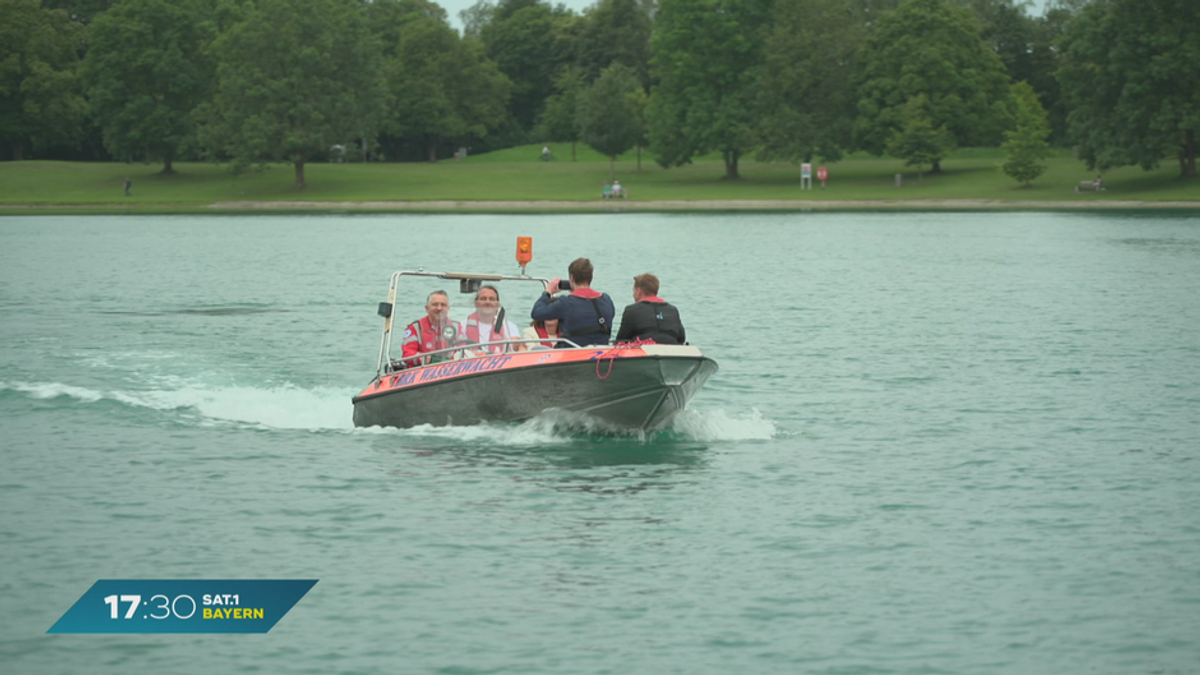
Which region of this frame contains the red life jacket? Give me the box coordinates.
[534,325,559,348]
[465,313,515,354]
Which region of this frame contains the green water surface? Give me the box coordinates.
[2,212,1198,674]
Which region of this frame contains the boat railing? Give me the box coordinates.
[384,336,585,373]
[375,269,553,377]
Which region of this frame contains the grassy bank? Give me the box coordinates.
[1,145,1196,212]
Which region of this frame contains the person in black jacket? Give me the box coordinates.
[614,273,685,345]
[531,257,615,347]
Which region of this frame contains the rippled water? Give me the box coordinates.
[2,212,1199,674]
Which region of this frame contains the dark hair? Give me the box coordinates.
[530,317,561,334]
[568,257,593,285]
[633,273,659,296]
[475,284,500,301]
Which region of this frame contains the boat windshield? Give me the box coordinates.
[382,274,561,371]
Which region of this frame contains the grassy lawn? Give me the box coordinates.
[1,145,1196,210]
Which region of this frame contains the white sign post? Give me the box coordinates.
[800,163,812,190]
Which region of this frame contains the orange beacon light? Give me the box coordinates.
[516,236,533,273]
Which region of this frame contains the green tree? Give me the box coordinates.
[80,0,216,173]
[200,0,389,189]
[578,63,644,180]
[629,82,648,172]
[494,0,540,20]
[41,0,118,24]
[481,2,568,134]
[537,66,586,160]
[1057,0,1199,177]
[856,0,1012,172]
[371,0,449,43]
[967,1,1074,146]
[577,0,652,85]
[1000,80,1051,186]
[886,95,954,183]
[372,0,511,162]
[848,0,901,22]
[459,0,496,39]
[755,0,863,164]
[646,0,773,179]
[0,0,87,160]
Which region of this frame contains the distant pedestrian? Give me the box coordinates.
[123,177,131,196]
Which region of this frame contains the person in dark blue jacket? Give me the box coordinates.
[531,257,615,347]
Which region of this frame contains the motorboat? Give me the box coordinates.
[351,239,718,432]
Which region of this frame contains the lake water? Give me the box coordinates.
[2,212,1199,674]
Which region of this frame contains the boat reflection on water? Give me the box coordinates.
[377,436,712,496]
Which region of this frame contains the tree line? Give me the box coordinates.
[2,0,1196,189]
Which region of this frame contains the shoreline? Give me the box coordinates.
[2,198,1198,214]
[210,199,1200,211]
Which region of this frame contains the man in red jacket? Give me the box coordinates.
[401,290,464,367]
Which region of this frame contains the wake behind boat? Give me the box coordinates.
[351,241,718,432]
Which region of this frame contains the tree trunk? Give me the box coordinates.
[723,150,740,180]
[294,160,307,190]
[609,155,615,181]
[1183,130,1196,177]
[427,136,439,163]
[636,146,642,172]
[571,141,576,161]
[931,159,942,173]
[13,139,24,161]
[161,154,175,175]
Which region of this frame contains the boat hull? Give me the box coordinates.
[352,345,717,432]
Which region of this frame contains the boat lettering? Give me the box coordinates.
[417,356,512,382]
[390,371,417,388]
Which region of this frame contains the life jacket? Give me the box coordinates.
[401,316,461,367]
[534,326,558,348]
[641,297,684,344]
[558,289,613,343]
[465,312,514,354]
[615,296,685,345]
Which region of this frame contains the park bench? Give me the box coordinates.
[1075,180,1104,193]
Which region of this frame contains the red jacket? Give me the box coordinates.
[401,316,463,367]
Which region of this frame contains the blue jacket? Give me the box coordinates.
[531,288,615,347]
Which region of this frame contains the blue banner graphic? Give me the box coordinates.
[48,579,317,633]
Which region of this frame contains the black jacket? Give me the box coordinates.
[615,299,685,345]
